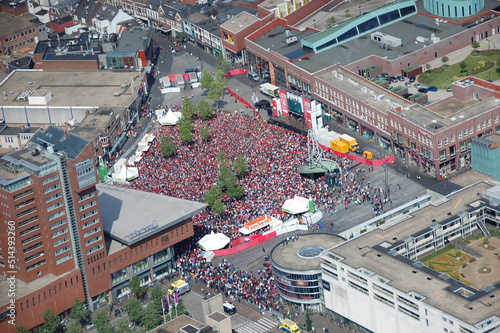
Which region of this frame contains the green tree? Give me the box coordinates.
[233,154,248,177]
[207,77,227,107]
[129,276,146,299]
[66,321,83,333]
[124,298,145,325]
[441,56,449,65]
[151,286,163,303]
[179,124,194,143]
[69,298,89,325]
[215,151,227,163]
[204,184,223,206]
[175,31,187,41]
[471,40,480,52]
[218,165,237,191]
[143,301,162,330]
[211,198,226,215]
[41,309,60,333]
[305,310,313,332]
[198,123,211,142]
[160,137,176,157]
[198,99,214,120]
[16,326,30,333]
[459,61,467,72]
[215,53,231,76]
[94,311,112,333]
[226,184,245,199]
[182,99,195,119]
[199,69,214,90]
[115,319,133,333]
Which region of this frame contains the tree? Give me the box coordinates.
[198,123,211,142]
[226,184,245,199]
[459,61,467,72]
[143,301,162,330]
[207,77,227,107]
[215,151,227,163]
[16,326,30,333]
[94,311,112,333]
[199,69,214,90]
[204,184,223,206]
[41,309,60,333]
[215,53,231,76]
[175,31,187,42]
[151,286,163,303]
[179,124,194,143]
[129,276,146,299]
[182,99,195,119]
[66,321,83,333]
[198,99,214,120]
[471,40,480,52]
[115,319,133,333]
[124,298,145,325]
[160,137,176,157]
[305,310,313,332]
[218,165,237,191]
[441,56,449,65]
[69,298,88,325]
[233,154,248,177]
[210,198,226,215]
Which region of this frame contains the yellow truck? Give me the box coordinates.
[330,139,349,154]
[279,318,301,333]
[167,279,191,295]
[339,134,360,151]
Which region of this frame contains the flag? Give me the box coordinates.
[161,298,166,314]
[167,293,172,310]
[174,291,179,305]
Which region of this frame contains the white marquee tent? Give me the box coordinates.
[197,231,230,251]
[158,109,182,126]
[111,165,139,182]
[282,195,310,214]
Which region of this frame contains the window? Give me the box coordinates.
[81,210,97,220]
[43,184,60,194]
[56,254,72,265]
[85,236,102,246]
[78,192,95,202]
[48,210,65,220]
[45,192,62,203]
[83,218,99,229]
[42,175,59,185]
[50,219,67,229]
[75,158,96,188]
[84,227,100,238]
[80,201,96,211]
[20,225,40,236]
[47,202,64,212]
[53,237,69,247]
[86,244,103,255]
[439,149,447,161]
[55,246,71,256]
[451,134,455,142]
[52,228,68,238]
[444,137,448,145]
[437,140,442,148]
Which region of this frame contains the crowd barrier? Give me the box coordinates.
[213,231,277,256]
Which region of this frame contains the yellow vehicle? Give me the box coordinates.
[339,134,360,151]
[330,139,349,154]
[167,279,191,295]
[279,318,301,333]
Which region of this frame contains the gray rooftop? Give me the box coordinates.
[97,183,207,246]
[31,126,89,160]
[117,28,152,52]
[272,233,345,271]
[325,181,500,325]
[221,11,260,34]
[0,12,37,37]
[0,70,142,108]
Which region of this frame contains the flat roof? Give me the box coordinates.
[97,183,207,246]
[0,12,37,36]
[0,269,79,306]
[0,70,141,108]
[221,12,259,34]
[325,181,500,325]
[272,233,345,271]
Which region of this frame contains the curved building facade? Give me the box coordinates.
[270,233,344,310]
[423,0,484,18]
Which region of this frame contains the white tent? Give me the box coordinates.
[197,231,230,251]
[282,195,310,214]
[158,109,182,126]
[111,165,139,182]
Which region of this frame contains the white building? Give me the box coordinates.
[92,3,135,36]
[320,181,500,333]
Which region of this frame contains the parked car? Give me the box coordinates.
[86,323,95,330]
[427,86,438,92]
[387,86,394,90]
[414,83,421,88]
[397,75,405,81]
[405,82,412,87]
[409,76,416,83]
[446,87,453,92]
[402,93,413,99]
[418,88,428,93]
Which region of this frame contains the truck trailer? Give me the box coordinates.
[260,83,279,97]
[339,134,360,151]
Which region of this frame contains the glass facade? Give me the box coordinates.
[273,266,322,302]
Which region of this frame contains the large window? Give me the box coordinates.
[76,158,96,188]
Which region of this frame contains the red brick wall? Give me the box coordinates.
[41,60,99,71]
[286,0,339,26]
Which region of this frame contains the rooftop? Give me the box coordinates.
[97,183,207,246]
[272,233,345,271]
[0,70,141,108]
[0,269,79,306]
[221,11,260,34]
[117,28,152,52]
[0,12,37,37]
[325,181,500,325]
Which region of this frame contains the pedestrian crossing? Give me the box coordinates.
[233,315,277,333]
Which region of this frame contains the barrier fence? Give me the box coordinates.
[213,231,277,256]
[318,143,395,166]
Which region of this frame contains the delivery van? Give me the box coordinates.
[167,279,191,295]
[247,71,260,81]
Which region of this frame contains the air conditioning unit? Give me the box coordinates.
[338,74,343,80]
[361,86,368,92]
[376,94,386,101]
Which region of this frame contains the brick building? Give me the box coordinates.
[0,126,207,332]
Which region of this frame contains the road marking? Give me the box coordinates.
[234,316,277,333]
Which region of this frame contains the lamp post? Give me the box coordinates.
[313,19,316,28]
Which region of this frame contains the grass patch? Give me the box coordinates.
[419,50,500,88]
[420,244,455,262]
[421,246,475,284]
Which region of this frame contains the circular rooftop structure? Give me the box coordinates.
[423,0,484,18]
[270,233,345,309]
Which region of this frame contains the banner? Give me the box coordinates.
[174,291,179,305]
[303,98,312,129]
[279,89,289,118]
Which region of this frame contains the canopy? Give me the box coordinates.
[158,109,182,125]
[197,231,230,251]
[111,165,139,182]
[282,195,310,214]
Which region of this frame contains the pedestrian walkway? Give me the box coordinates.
[233,315,276,333]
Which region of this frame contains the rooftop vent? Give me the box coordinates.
[113,92,121,96]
